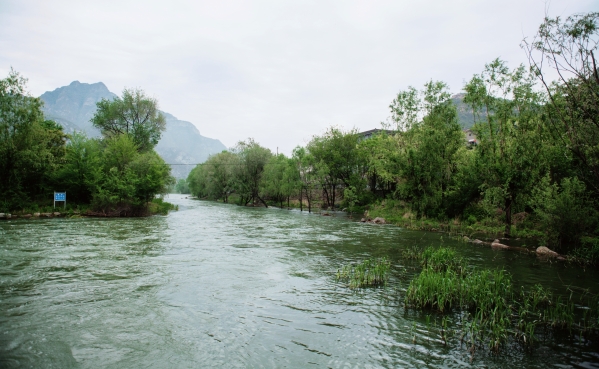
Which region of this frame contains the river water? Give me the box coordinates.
[1,194,598,368]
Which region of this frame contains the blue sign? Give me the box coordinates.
[54,192,66,201]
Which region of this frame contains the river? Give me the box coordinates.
[1,194,598,368]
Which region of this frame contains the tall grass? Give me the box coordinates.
[405,246,599,353]
[336,257,391,288]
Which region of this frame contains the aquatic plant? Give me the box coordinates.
[404,246,599,354]
[336,257,391,288]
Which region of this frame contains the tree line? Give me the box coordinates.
[187,13,599,256]
[0,72,173,215]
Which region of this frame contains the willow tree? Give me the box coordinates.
[523,12,599,196]
[232,139,271,206]
[464,60,545,236]
[391,81,464,217]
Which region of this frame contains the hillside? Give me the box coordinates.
[451,93,475,129]
[40,81,227,178]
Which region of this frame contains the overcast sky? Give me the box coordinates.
[1,0,596,154]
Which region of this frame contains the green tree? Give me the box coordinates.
[174,178,190,194]
[464,60,545,236]
[306,127,365,209]
[390,81,464,217]
[54,133,102,204]
[232,139,271,206]
[92,88,166,152]
[523,12,599,195]
[0,69,67,210]
[262,154,299,208]
[202,151,238,202]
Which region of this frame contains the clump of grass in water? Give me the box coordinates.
[404,246,599,354]
[401,245,423,260]
[336,257,391,288]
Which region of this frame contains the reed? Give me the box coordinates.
[336,257,391,288]
[404,246,599,354]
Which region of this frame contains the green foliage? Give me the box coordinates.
[530,176,598,249]
[405,246,599,353]
[307,127,366,209]
[464,59,545,236]
[0,69,68,211]
[149,197,177,215]
[394,81,464,217]
[336,257,391,288]
[174,178,190,194]
[92,88,166,152]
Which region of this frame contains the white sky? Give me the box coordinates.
[1,0,596,154]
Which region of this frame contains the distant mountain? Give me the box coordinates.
[451,93,475,129]
[40,81,116,136]
[39,81,227,178]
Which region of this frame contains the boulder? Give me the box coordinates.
[6,214,11,219]
[471,239,484,245]
[536,246,559,257]
[53,212,61,216]
[41,213,52,217]
[491,239,510,249]
[22,214,32,218]
[360,218,366,223]
[372,217,386,224]
[0,213,4,219]
[463,236,471,242]
[33,213,40,217]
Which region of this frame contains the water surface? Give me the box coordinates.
[1,194,598,368]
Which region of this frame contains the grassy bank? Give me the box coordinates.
[2,198,177,218]
[365,199,599,265]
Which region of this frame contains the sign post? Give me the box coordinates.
[54,192,66,209]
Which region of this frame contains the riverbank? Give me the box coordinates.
[365,199,599,265]
[0,198,177,219]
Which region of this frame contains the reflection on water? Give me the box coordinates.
[1,194,598,368]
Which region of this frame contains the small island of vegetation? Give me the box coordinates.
[0,74,174,217]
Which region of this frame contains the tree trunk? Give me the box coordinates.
[258,196,268,208]
[504,196,512,237]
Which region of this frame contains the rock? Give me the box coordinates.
[491,239,510,249]
[472,239,484,244]
[322,212,331,216]
[372,217,386,224]
[53,212,61,216]
[22,214,32,218]
[360,218,366,223]
[536,246,559,257]
[41,213,52,217]
[0,213,4,219]
[6,214,11,219]
[463,236,471,242]
[33,212,40,217]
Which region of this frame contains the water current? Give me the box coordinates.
[1,194,598,368]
